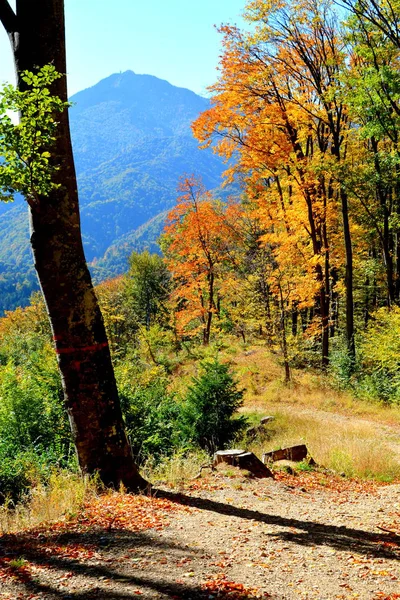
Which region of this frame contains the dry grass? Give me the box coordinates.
[0,471,97,535]
[231,344,400,425]
[144,450,209,487]
[243,409,400,481]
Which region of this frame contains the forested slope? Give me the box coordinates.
[0,70,227,312]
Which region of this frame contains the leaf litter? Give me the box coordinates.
[0,470,399,599]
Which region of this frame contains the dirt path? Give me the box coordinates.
[1,470,399,600]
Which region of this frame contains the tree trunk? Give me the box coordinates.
[204,270,214,345]
[278,281,291,383]
[341,188,356,362]
[1,0,148,491]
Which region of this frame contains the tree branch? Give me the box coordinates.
[0,0,18,34]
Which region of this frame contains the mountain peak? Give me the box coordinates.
[0,71,226,312]
[71,70,204,107]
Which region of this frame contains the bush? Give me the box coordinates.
[181,358,248,454]
[329,308,400,403]
[357,307,400,402]
[0,445,78,504]
[0,306,74,502]
[0,355,71,457]
[117,365,182,463]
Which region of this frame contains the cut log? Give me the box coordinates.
[213,449,245,466]
[234,452,273,478]
[213,450,273,478]
[262,444,309,463]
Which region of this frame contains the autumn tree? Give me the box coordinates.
[0,0,147,491]
[193,1,351,366]
[341,0,400,308]
[163,176,240,345]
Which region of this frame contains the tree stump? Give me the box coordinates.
[213,449,273,478]
[262,444,309,463]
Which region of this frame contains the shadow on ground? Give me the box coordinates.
[0,525,271,599]
[1,486,398,599]
[154,488,400,560]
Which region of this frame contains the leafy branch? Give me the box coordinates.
[0,64,70,208]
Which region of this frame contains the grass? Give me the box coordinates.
[0,471,97,535]
[144,450,210,487]
[243,410,400,480]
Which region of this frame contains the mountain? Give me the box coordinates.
[0,71,228,311]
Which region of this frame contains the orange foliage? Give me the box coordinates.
[191,0,367,362]
[164,176,241,343]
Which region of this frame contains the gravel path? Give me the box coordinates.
[1,469,399,600]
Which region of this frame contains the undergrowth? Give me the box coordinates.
[2,338,400,533]
[0,471,97,534]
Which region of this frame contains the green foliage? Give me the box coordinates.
[0,297,73,502]
[181,357,248,454]
[116,353,249,462]
[124,251,171,329]
[357,308,400,402]
[330,308,400,403]
[0,448,69,504]
[0,354,74,502]
[116,364,181,464]
[0,65,70,204]
[0,356,69,454]
[329,336,359,390]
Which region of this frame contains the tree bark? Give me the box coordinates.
[204,269,214,345]
[341,187,356,362]
[0,0,148,491]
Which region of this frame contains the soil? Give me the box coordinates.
[1,466,400,600]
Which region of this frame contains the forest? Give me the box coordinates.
[1,0,400,598]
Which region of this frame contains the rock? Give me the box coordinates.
[260,416,275,425]
[245,416,275,440]
[213,449,273,478]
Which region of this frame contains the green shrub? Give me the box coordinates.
[0,445,78,504]
[181,357,248,454]
[118,366,182,463]
[0,356,71,457]
[357,307,400,402]
[0,325,73,502]
[329,308,400,403]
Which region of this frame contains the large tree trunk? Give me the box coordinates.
[0,0,148,491]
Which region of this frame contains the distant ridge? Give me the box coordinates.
[0,70,228,312]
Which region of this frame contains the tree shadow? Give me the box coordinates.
[154,488,400,560]
[0,526,270,599]
[2,486,397,599]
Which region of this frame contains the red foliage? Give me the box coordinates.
[202,573,271,598]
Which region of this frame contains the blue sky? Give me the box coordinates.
[0,0,246,97]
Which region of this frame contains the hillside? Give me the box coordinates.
[0,71,228,312]
[2,341,400,600]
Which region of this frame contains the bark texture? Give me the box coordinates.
[0,0,148,491]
